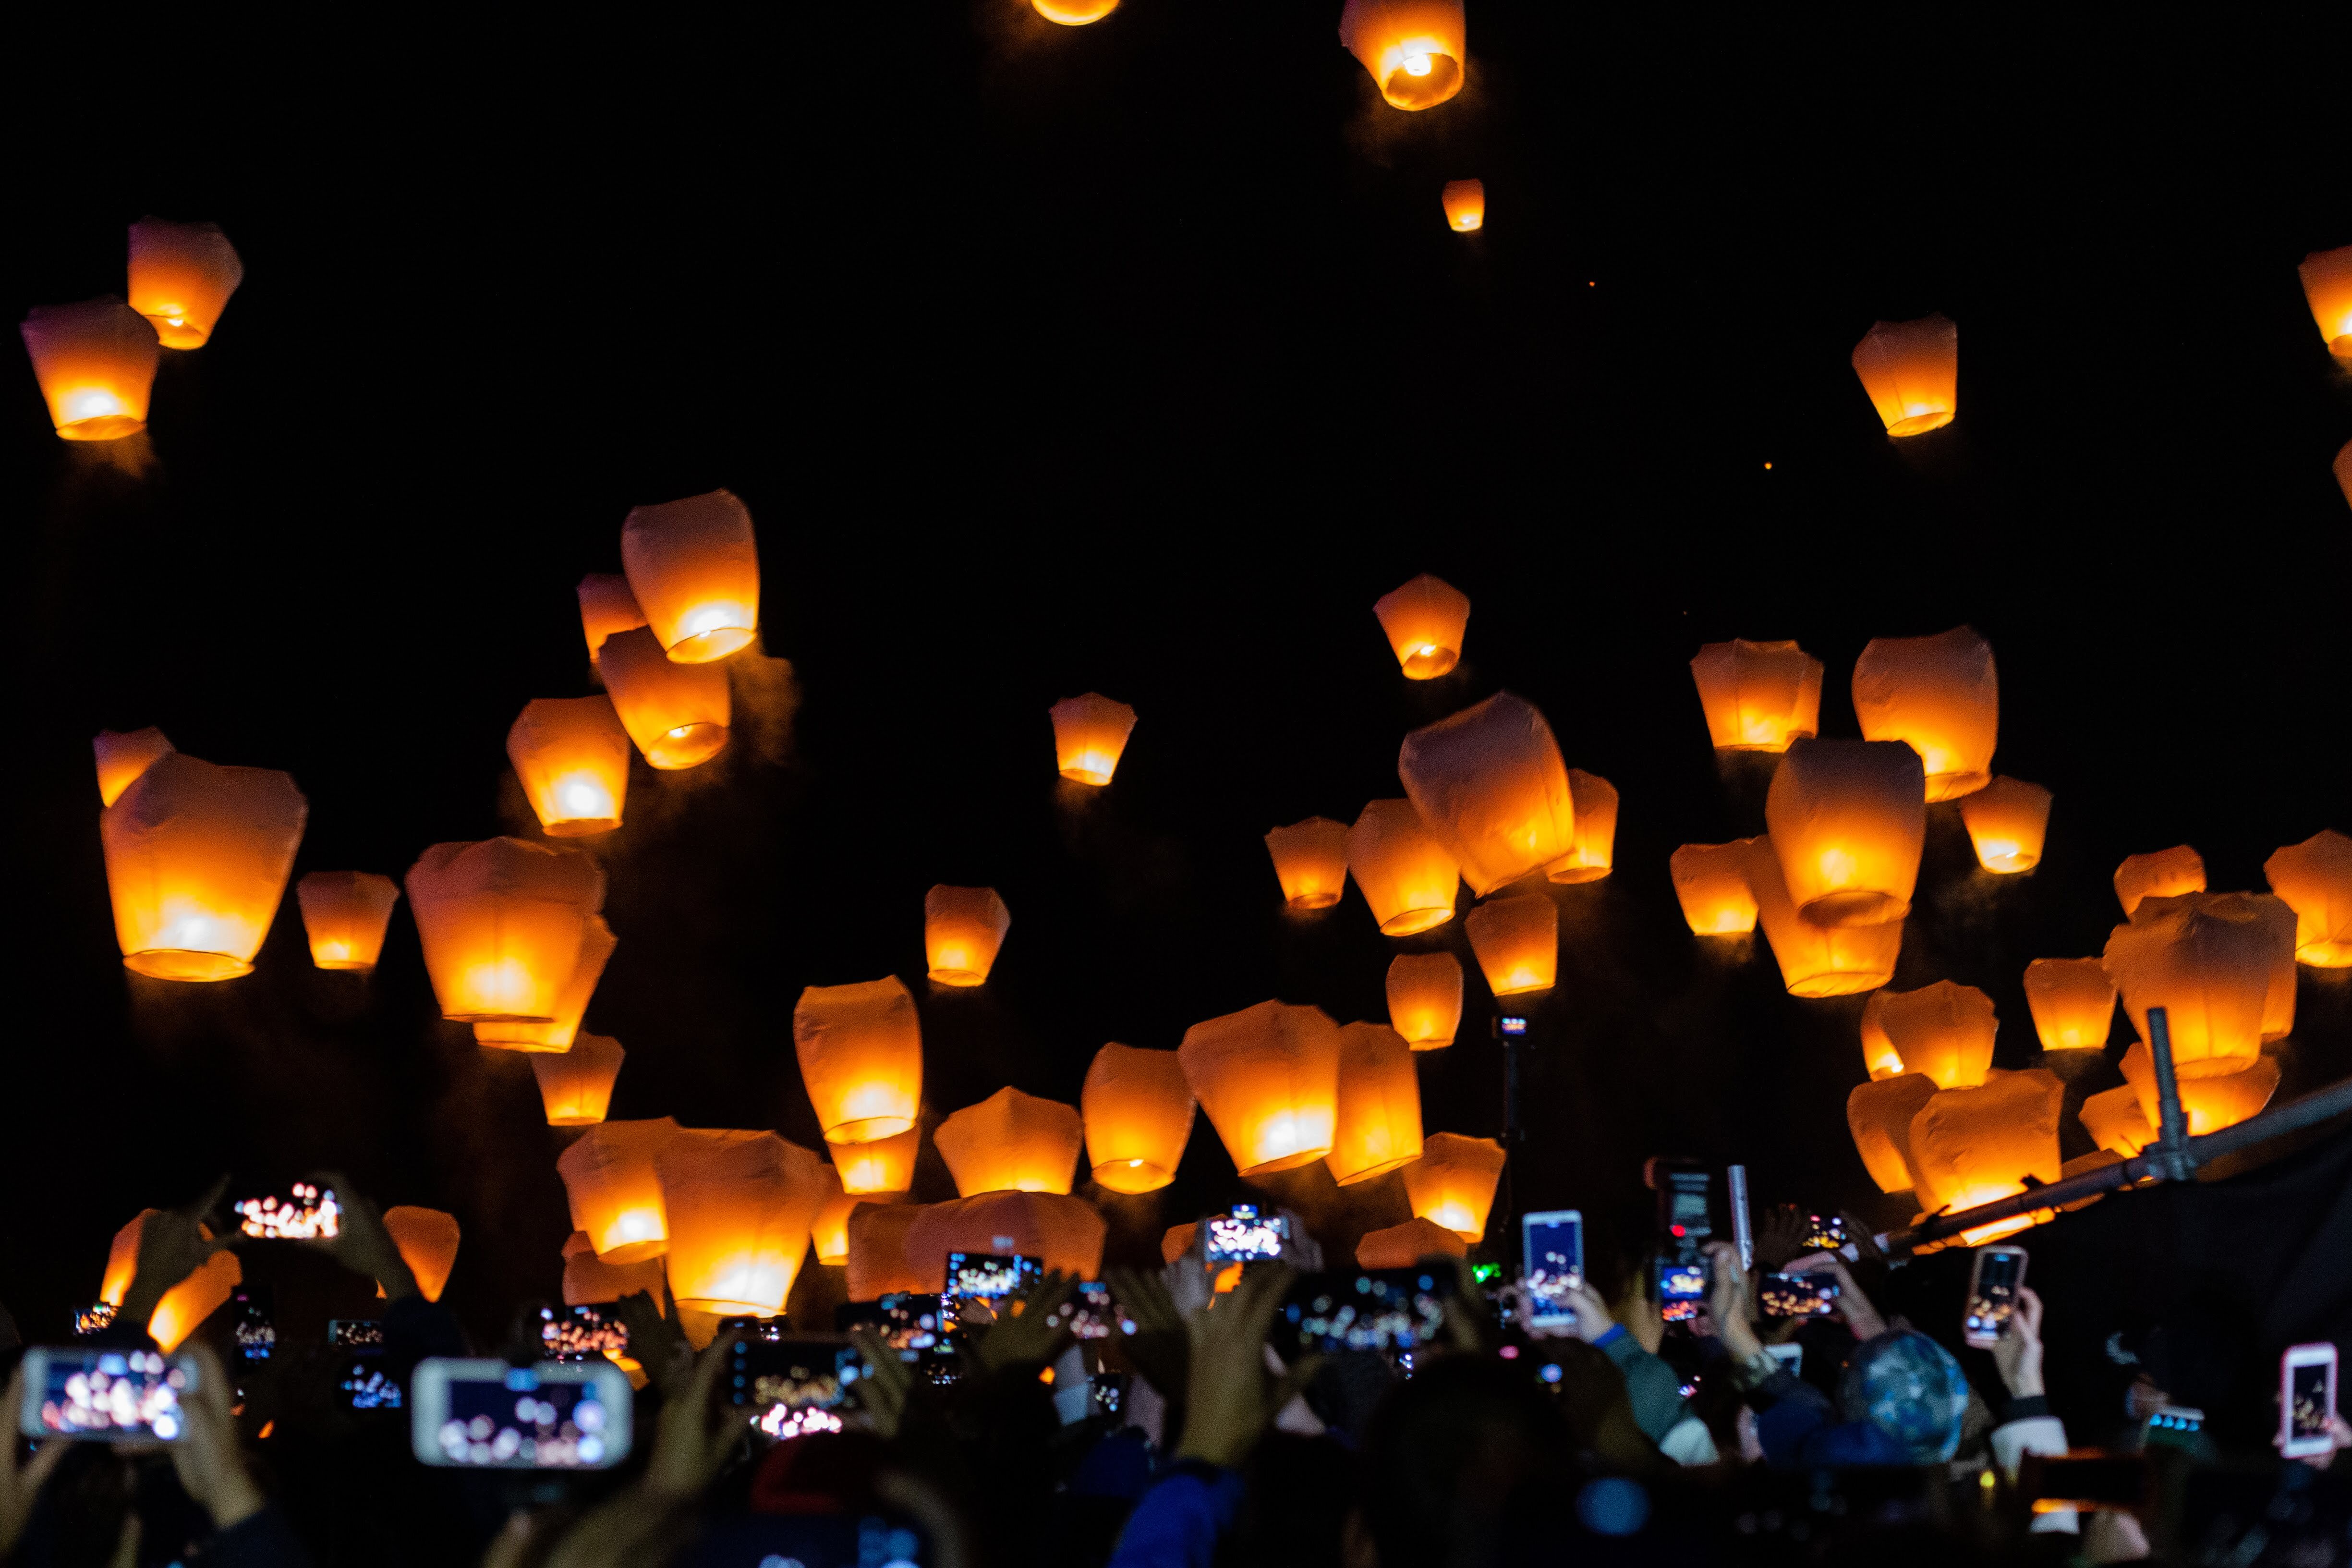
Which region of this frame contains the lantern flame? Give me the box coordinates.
[2297,245,2352,360]
[21,299,161,440]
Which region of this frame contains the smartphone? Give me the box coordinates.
[1275,1267,1452,1357]
[943,1253,1043,1337]
[2281,1343,2340,1459]
[1048,1281,1122,1341]
[730,1337,863,1439]
[715,1315,791,1344]
[1802,1213,1849,1252]
[1520,1209,1584,1328]
[410,1358,632,1469]
[2018,1452,2152,1513]
[837,1294,957,1385]
[1758,1272,1841,1319]
[1649,1161,1713,1248]
[1658,1256,1710,1323]
[231,1286,276,1362]
[232,1182,340,1240]
[339,1357,404,1411]
[1205,1205,1288,1265]
[17,1348,197,1441]
[328,1319,386,1350]
[1091,1371,1127,1418]
[1963,1245,2027,1349]
[1764,1343,1805,1377]
[540,1304,629,1362]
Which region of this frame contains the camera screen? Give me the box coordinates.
[1523,1215,1583,1307]
[1802,1213,1848,1252]
[34,1350,190,1440]
[540,1305,629,1362]
[233,1183,340,1240]
[432,1370,615,1468]
[946,1253,1040,1302]
[2291,1361,2334,1441]
[328,1320,385,1350]
[1206,1206,1288,1264]
[72,1302,118,1337]
[1964,1250,2023,1337]
[1281,1268,1449,1354]
[1658,1258,1708,1322]
[1049,1281,1122,1341]
[1758,1273,1840,1318]
[231,1288,275,1362]
[730,1340,862,1438]
[838,1294,955,1384]
[1664,1171,1712,1244]
[340,1358,403,1411]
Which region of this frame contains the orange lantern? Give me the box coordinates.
[1465,892,1556,996]
[2267,829,2352,967]
[2079,1086,2156,1158]
[1325,1022,1423,1186]
[98,1211,243,1352]
[1081,1043,1195,1193]
[2118,1043,2281,1137]
[530,1033,626,1127]
[1160,1223,1198,1265]
[1347,800,1461,935]
[1551,770,1617,883]
[1033,0,1117,21]
[100,753,308,981]
[903,1192,1106,1290]
[1902,1070,2063,1243]
[1763,738,1925,925]
[2300,243,2352,360]
[830,1125,920,1196]
[1338,0,1466,111]
[577,573,647,658]
[381,1207,461,1303]
[1864,982,1996,1089]
[924,885,1011,986]
[597,626,731,769]
[1850,313,1958,437]
[1441,179,1484,232]
[126,218,243,349]
[98,1213,148,1310]
[1402,1133,1506,1241]
[93,727,173,807]
[2022,958,2117,1053]
[1396,692,1577,895]
[655,1129,827,1319]
[1357,1217,1467,1268]
[1857,1004,1905,1081]
[1049,693,1136,785]
[1386,951,1464,1049]
[557,1116,681,1262]
[1852,627,1998,802]
[2103,894,2276,1073]
[474,914,616,1052]
[621,490,760,663]
[2182,891,2298,1042]
[1746,835,1903,997]
[1846,1073,1937,1192]
[934,1087,1084,1197]
[1177,1000,1342,1176]
[1688,639,1823,753]
[508,697,631,838]
[793,977,923,1143]
[2115,846,2205,916]
[405,838,605,1022]
[563,1232,667,1309]
[1371,573,1470,678]
[296,871,401,972]
[20,298,160,440]
[1959,777,2051,873]
[1264,817,1350,910]
[845,1203,931,1301]
[1670,840,1760,936]
[811,1167,852,1265]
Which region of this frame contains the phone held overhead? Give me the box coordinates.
[409,1358,631,1470]
[2281,1342,2340,1459]
[1520,1208,1582,1329]
[233,1182,340,1240]
[18,1348,196,1442]
[1206,1204,1287,1264]
[1963,1244,2026,1349]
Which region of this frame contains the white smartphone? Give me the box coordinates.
[1962,1244,2027,1349]
[17,1347,197,1442]
[410,1358,632,1469]
[2281,1343,2340,1459]
[1520,1209,1583,1328]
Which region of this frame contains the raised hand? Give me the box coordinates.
[117,1176,234,1336]
[1786,1252,1888,1341]
[296,1172,418,1302]
[1990,1285,2045,1399]
[848,1326,914,1440]
[969,1270,1080,1374]
[0,1370,68,1557]
[1173,1262,1319,1470]
[166,1342,267,1531]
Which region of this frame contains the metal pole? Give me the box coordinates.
[2145,1005,2194,1182]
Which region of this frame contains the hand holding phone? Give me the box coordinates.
[233,1182,340,1240]
[1205,1206,1288,1265]
[1519,1210,1583,1329]
[18,1348,196,1441]
[410,1359,631,1469]
[2281,1343,2340,1460]
[1964,1246,2028,1349]
[1276,1268,1451,1357]
[1757,1272,1840,1319]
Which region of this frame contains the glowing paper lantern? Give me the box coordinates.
[1396,692,1577,895]
[903,1192,1106,1290]
[1959,777,2051,873]
[2115,846,2205,916]
[1325,1023,1423,1186]
[620,490,759,664]
[20,299,160,440]
[793,977,923,1143]
[557,1116,681,1263]
[1338,0,1466,111]
[811,1167,852,1265]
[1689,640,1823,753]
[530,1033,626,1127]
[100,753,308,981]
[1864,982,1996,1090]
[1902,1070,2063,1242]
[2177,892,2298,1042]
[405,838,605,1022]
[924,885,1011,986]
[1347,800,1461,935]
[1049,693,1136,785]
[934,1087,1084,1197]
[380,1208,461,1304]
[296,871,401,972]
[2103,894,2277,1073]
[1764,738,1925,926]
[93,727,173,807]
[830,1125,920,1196]
[1264,818,1350,910]
[1857,1004,1904,1081]
[1080,1043,1195,1194]
[2079,1086,2156,1158]
[126,218,243,349]
[1746,835,1903,998]
[1551,770,1617,883]
[1851,313,1958,437]
[1357,1217,1466,1268]
[1465,892,1556,996]
[1177,1000,1342,1177]
[2022,958,2116,1053]
[2300,244,2352,360]
[1386,951,1464,1049]
[2267,830,2352,967]
[508,697,631,838]
[577,573,647,658]
[99,1213,148,1309]
[1852,627,1998,802]
[563,1232,667,1309]
[1670,840,1759,936]
[2118,1043,2281,1137]
[1033,0,1117,21]
[150,1251,242,1354]
[655,1129,826,1319]
[1371,573,1470,679]
[845,1203,931,1301]
[474,914,616,1052]
[1402,1133,1506,1241]
[1441,179,1484,232]
[1846,1073,1937,1193]
[597,626,730,769]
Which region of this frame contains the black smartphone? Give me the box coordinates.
[540,1304,629,1362]
[1205,1205,1288,1264]
[716,1316,792,1344]
[1801,1213,1849,1252]
[327,1320,385,1351]
[338,1356,404,1411]
[1091,1372,1127,1418]
[1650,1161,1714,1249]
[1275,1267,1452,1357]
[1963,1245,2027,1349]
[837,1294,956,1385]
[943,1253,1042,1335]
[1757,1273,1840,1319]
[1048,1281,1122,1341]
[230,1182,340,1240]
[1658,1256,1710,1323]
[230,1286,276,1363]
[17,1349,197,1441]
[729,1337,863,1440]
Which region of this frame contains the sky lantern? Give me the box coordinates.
[99,1211,242,1352]
[2267,829,2352,967]
[1264,817,1350,910]
[597,626,730,769]
[1551,770,1618,883]
[98,1213,148,1311]
[924,885,1011,986]
[794,976,923,1143]
[1386,951,1464,1049]
[1852,627,1999,802]
[563,1232,667,1310]
[1902,1070,2064,1242]
[2119,1042,2281,1138]
[1441,179,1485,231]
[508,697,632,838]
[831,1125,920,1196]
[1347,800,1461,934]
[1764,738,1925,926]
[557,1116,680,1263]
[2079,1086,2156,1158]
[1959,777,2051,874]
[1033,0,1118,21]
[1850,313,1958,437]
[1857,1005,1904,1081]
[934,1087,1084,1196]
[1402,1133,1506,1241]
[620,490,759,664]
[577,573,647,658]
[1358,1217,1467,1268]
[126,218,243,349]
[655,1129,827,1320]
[93,727,173,807]
[1081,1042,1195,1193]
[296,871,401,972]
[2300,244,2352,360]
[1397,692,1577,894]
[382,1208,461,1303]
[846,1204,931,1301]
[1746,835,1903,997]
[1846,1073,1937,1193]
[1669,840,1759,936]
[405,838,604,1022]
[2103,893,2278,1072]
[2196,891,2298,1041]
[474,914,615,1051]
[903,1192,1106,1290]
[812,1169,902,1267]
[1177,1000,1342,1177]
[529,1033,626,1127]
[1688,639,1823,753]
[1338,0,1466,111]
[1049,693,1137,786]
[1465,892,1557,996]
[2023,958,2117,1053]
[1324,1023,1423,1186]
[20,299,160,440]
[100,753,308,981]
[1864,982,1996,1089]
[1371,573,1470,679]
[2114,845,2205,916]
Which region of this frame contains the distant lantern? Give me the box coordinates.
[1033,0,1117,22]
[93,727,174,807]
[620,490,760,664]
[1347,800,1462,934]
[924,885,1011,986]
[1857,1004,1904,1082]
[100,753,308,981]
[1764,738,1926,926]
[296,871,401,972]
[1552,771,1617,883]
[405,838,605,1022]
[508,697,632,838]
[530,1033,626,1127]
[1048,693,1136,785]
[1902,1070,2064,1242]
[2114,846,2205,916]
[1372,573,1471,679]
[557,1116,681,1263]
[794,976,923,1143]
[1396,692,1576,895]
[845,1203,931,1302]
[2023,958,2117,1053]
[1386,951,1464,1049]
[1688,640,1823,753]
[904,1192,1107,1290]
[934,1087,1084,1197]
[1959,777,2051,873]
[1465,891,1557,996]
[1177,1000,1343,1177]
[1671,840,1760,936]
[1851,313,1958,437]
[577,573,646,658]
[655,1129,827,1319]
[563,1233,667,1310]
[1852,627,1999,802]
[1402,1133,1506,1241]
[126,218,243,349]
[1081,1042,1195,1193]
[1338,0,1466,111]
[20,298,160,440]
[474,914,615,1051]
[1357,1217,1467,1269]
[1864,982,1996,1089]
[1325,1022,1424,1186]
[1746,835,1903,997]
[2267,829,2352,967]
[2102,893,2278,1073]
[2299,244,2352,360]
[812,1170,900,1267]
[1442,179,1485,232]
[2119,1042,2281,1137]
[1264,817,1351,910]
[830,1125,920,1196]
[1846,1073,1938,1193]
[2079,1085,2156,1157]
[597,626,730,769]
[381,1208,461,1304]
[151,1251,243,1354]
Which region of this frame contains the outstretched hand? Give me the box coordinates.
[1105,1265,1190,1405]
[167,1342,266,1532]
[1786,1252,1889,1341]
[296,1173,418,1302]
[118,1176,234,1336]
[1174,1262,1320,1470]
[967,1270,1080,1374]
[1990,1286,2044,1399]
[612,1290,691,1398]
[848,1326,915,1440]
[1703,1241,1763,1361]
[0,1370,68,1557]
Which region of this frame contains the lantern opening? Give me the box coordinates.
[1033,0,1118,21]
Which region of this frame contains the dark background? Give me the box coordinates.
[2,8,2347,1371]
